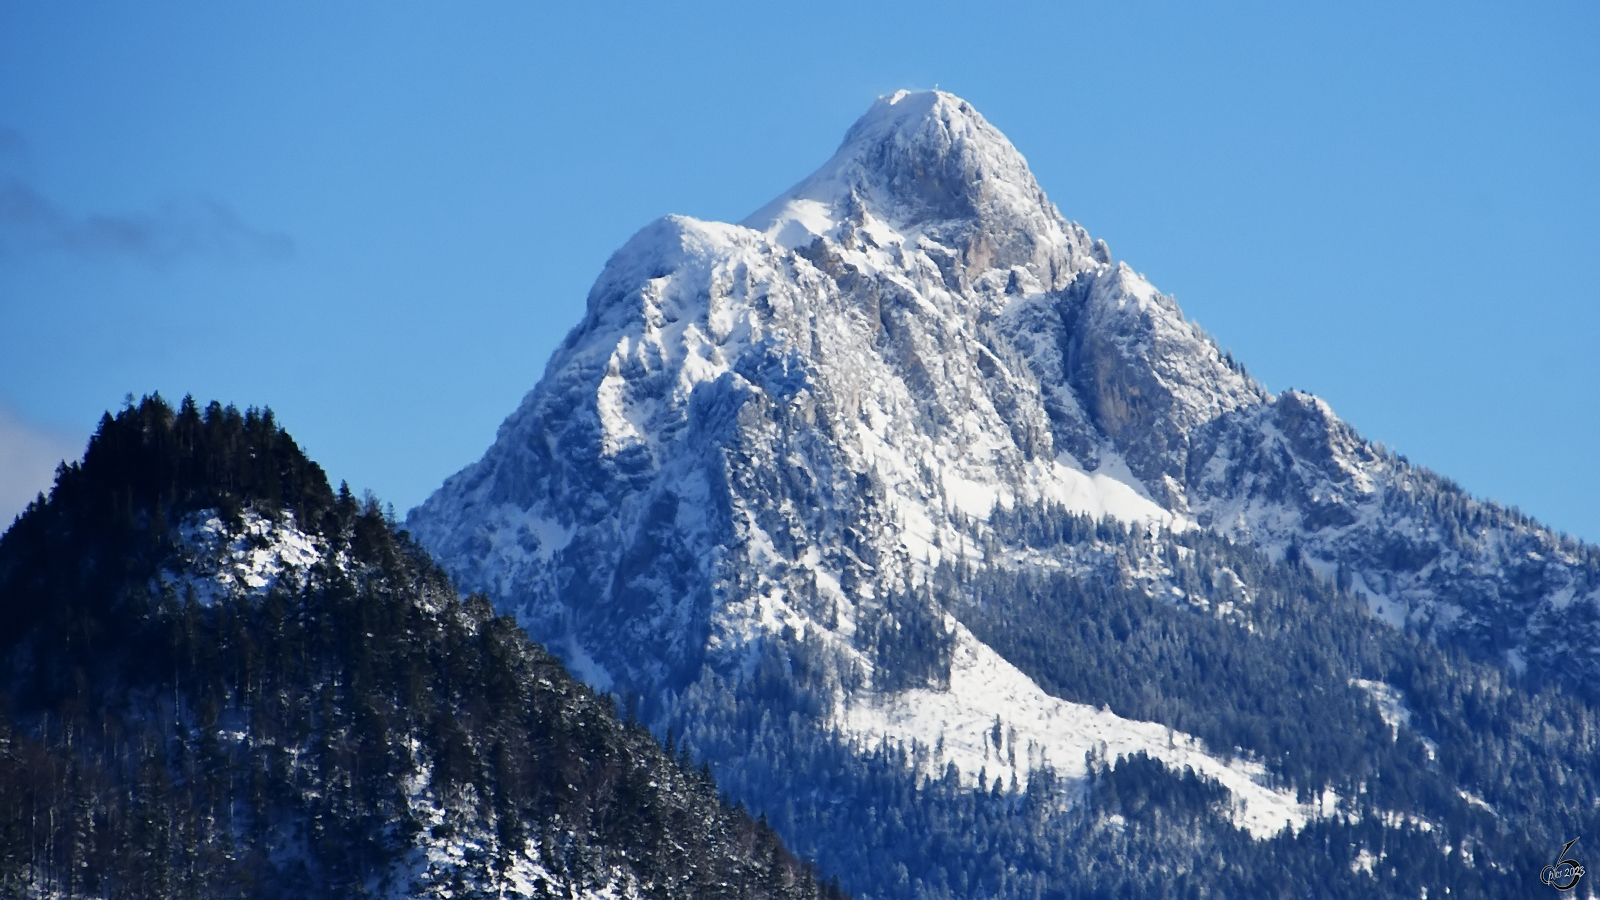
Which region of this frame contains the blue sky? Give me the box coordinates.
[1,1,1596,540]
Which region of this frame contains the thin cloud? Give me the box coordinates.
[0,126,292,266]
[0,178,294,265]
[0,405,86,529]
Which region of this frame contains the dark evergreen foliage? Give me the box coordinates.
[857,587,953,693]
[0,394,334,709]
[0,395,846,900]
[657,502,1600,899]
[671,645,1530,900]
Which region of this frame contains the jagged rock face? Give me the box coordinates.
[997,265,1267,507]
[1191,392,1600,686]
[409,89,1600,709]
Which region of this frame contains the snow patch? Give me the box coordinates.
[842,623,1328,838]
[560,635,616,693]
[388,749,639,899]
[1043,453,1173,526]
[163,509,322,605]
[1352,679,1437,760]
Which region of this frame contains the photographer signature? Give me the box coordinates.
[1542,838,1585,892]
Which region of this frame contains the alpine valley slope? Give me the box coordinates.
[410,91,1600,898]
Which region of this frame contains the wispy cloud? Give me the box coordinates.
[0,405,86,529]
[0,126,293,265]
[0,179,294,264]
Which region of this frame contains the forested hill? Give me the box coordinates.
[0,395,845,900]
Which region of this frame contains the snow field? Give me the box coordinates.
[841,622,1330,838]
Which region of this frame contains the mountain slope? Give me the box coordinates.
[409,91,1599,897]
[0,396,846,900]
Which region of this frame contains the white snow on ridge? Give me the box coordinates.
[743,89,1075,282]
[1352,678,1438,761]
[1043,453,1175,527]
[1350,679,1411,737]
[387,752,639,899]
[163,510,322,606]
[842,623,1329,839]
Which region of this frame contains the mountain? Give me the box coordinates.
[0,395,846,900]
[409,91,1600,897]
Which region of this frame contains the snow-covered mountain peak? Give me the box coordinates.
[411,91,1277,693]
[398,90,1600,897]
[410,94,1600,881]
[744,90,1103,286]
